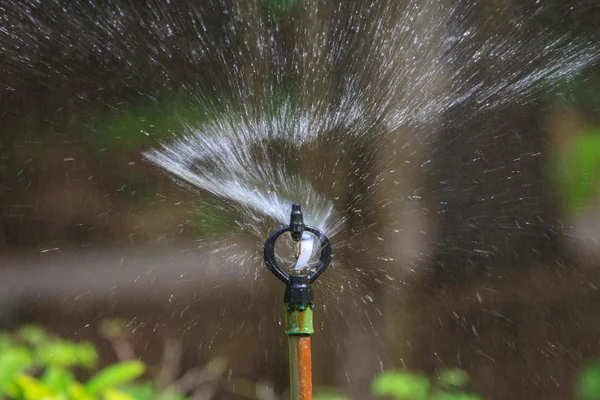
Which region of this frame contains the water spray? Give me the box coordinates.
[264,204,332,400]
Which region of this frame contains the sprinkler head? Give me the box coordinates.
[290,204,305,242]
[264,204,332,304]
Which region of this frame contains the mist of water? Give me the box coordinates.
[1,0,598,268]
[137,0,599,269]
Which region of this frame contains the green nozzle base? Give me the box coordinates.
[285,303,314,335]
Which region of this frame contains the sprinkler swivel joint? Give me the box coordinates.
[284,275,313,305]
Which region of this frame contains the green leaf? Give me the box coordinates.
[0,347,32,394]
[86,361,146,395]
[371,370,430,400]
[15,374,57,399]
[75,342,98,369]
[438,369,470,388]
[42,367,75,393]
[104,388,137,400]
[17,325,50,346]
[32,338,97,370]
[69,382,96,400]
[36,340,80,368]
[577,362,600,400]
[0,334,15,352]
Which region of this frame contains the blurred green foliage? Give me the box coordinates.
[371,370,430,400]
[578,362,600,400]
[79,97,212,205]
[82,96,211,152]
[315,368,481,400]
[267,0,304,19]
[3,324,600,399]
[313,391,349,400]
[371,369,481,400]
[316,362,600,399]
[0,325,185,400]
[548,66,600,214]
[555,128,600,212]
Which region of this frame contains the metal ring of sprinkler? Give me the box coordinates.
[263,225,331,285]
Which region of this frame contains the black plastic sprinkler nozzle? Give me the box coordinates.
[263,204,332,400]
[290,203,305,242]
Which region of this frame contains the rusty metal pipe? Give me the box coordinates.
[288,335,312,400]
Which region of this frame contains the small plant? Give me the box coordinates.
[371,368,481,400]
[0,325,148,400]
[315,368,482,400]
[8,323,599,400]
[0,323,278,400]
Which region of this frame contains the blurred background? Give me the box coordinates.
[1,0,600,399]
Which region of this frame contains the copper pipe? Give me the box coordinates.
[289,335,312,400]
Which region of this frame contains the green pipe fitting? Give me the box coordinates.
[285,303,314,335]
